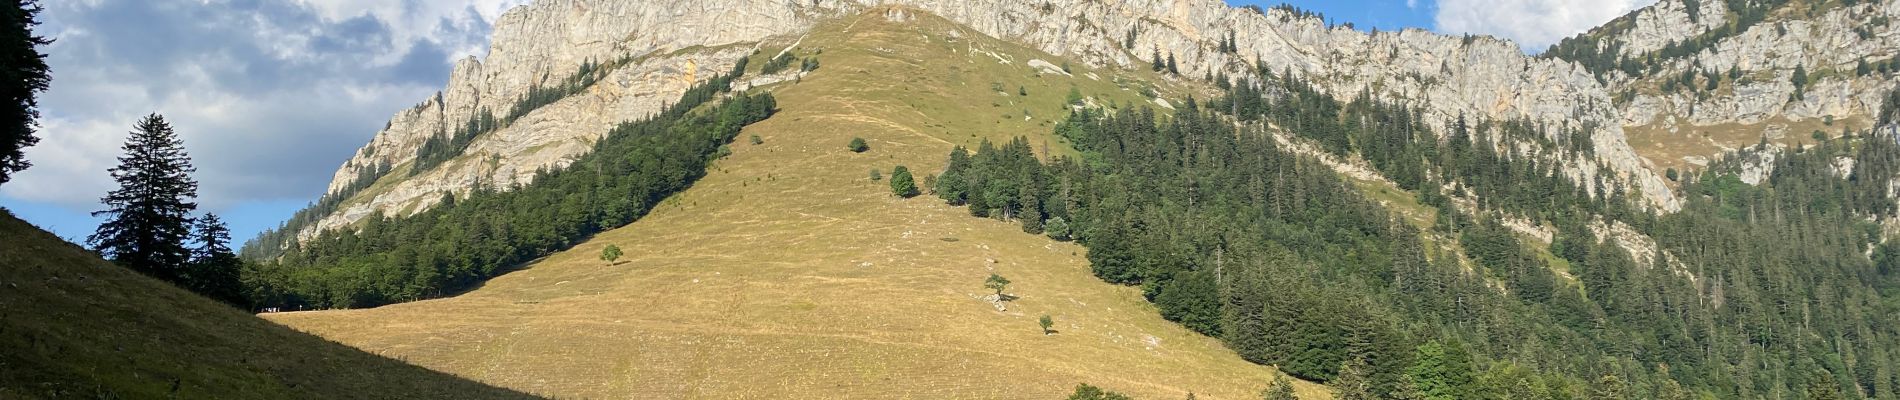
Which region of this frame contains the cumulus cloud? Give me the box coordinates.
[1435,0,1657,52]
[5,0,510,211]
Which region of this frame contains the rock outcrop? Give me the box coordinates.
[303,0,1802,242]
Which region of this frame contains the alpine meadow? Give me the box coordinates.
[7,0,1900,399]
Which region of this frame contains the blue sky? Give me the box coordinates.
[0,0,1651,246]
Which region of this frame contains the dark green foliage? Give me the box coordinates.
[1066,384,1134,400]
[799,56,821,73]
[0,0,49,187]
[761,52,796,74]
[937,63,1900,397]
[749,134,763,145]
[869,168,881,181]
[985,273,1010,297]
[91,114,200,286]
[849,137,869,153]
[600,244,622,265]
[187,214,246,307]
[1262,374,1297,400]
[412,108,498,175]
[1405,340,1476,400]
[889,165,918,198]
[247,74,776,310]
[1165,53,1178,75]
[1039,314,1054,335]
[1044,216,1071,241]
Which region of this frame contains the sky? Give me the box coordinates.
[0,0,1654,246]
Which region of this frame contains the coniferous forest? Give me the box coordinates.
[939,70,1900,398]
[244,70,776,310]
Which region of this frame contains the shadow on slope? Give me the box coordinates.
[0,210,538,399]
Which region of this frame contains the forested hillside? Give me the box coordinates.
[937,68,1900,397]
[246,66,776,309]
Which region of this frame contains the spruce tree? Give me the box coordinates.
[1263,373,1298,400]
[187,214,245,306]
[0,0,51,186]
[90,114,199,284]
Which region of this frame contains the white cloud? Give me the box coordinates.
[3,0,515,212]
[1435,0,1657,51]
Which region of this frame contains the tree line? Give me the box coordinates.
[245,70,775,310]
[936,72,1900,397]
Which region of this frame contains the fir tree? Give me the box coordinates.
[90,114,199,284]
[186,214,245,307]
[0,0,51,186]
[1263,374,1298,400]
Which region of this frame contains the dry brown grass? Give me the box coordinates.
[268,7,1326,400]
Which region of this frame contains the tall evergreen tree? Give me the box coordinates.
[90,114,199,284]
[187,213,245,306]
[0,0,51,186]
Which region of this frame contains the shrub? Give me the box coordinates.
[849,137,869,153]
[890,165,919,197]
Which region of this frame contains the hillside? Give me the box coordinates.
[266,9,1326,400]
[0,211,535,399]
[235,0,1900,399]
[1549,0,1900,175]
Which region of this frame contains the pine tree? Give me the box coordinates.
[1263,374,1298,400]
[1167,53,1180,75]
[1334,357,1377,400]
[90,114,199,284]
[186,213,245,307]
[985,273,1011,298]
[889,165,918,198]
[0,0,51,187]
[1152,48,1166,72]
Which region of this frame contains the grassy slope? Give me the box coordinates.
[267,7,1327,400]
[0,212,536,399]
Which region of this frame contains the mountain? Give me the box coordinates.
[245,0,1688,258]
[0,211,536,399]
[1550,0,1900,174]
[241,0,1900,398]
[263,10,1328,399]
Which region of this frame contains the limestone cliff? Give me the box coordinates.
[306,0,1900,243]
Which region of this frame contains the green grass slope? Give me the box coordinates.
[0,211,537,399]
[268,6,1326,400]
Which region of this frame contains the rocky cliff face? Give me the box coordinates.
[1617,1,1900,129]
[301,0,1725,242]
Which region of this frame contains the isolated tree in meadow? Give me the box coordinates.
[1039,314,1054,335]
[848,137,869,153]
[90,114,198,284]
[985,273,1011,298]
[0,0,51,187]
[889,165,918,197]
[600,244,623,266]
